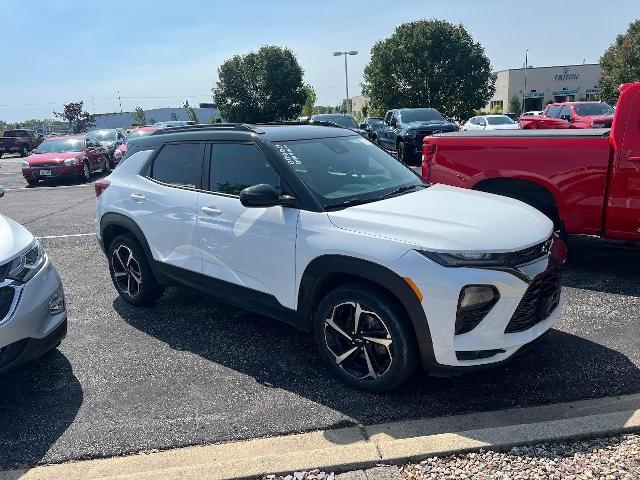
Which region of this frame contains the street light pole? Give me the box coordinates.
[333,50,358,115]
[522,49,529,113]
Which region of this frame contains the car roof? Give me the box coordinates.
[128,123,358,148]
[43,135,85,141]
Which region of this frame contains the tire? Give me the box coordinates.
[81,161,91,182]
[103,155,111,172]
[313,283,418,392]
[107,234,164,306]
[20,145,28,157]
[26,179,38,187]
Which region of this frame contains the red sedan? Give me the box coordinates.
[22,135,110,186]
[113,126,161,165]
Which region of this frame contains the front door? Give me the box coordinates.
[196,142,298,310]
[605,86,640,241]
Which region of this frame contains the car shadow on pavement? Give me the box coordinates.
[0,351,83,470]
[563,235,640,296]
[114,287,640,436]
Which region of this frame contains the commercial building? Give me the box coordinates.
[486,63,602,113]
[94,106,222,129]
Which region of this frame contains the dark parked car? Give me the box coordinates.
[87,129,126,167]
[377,108,458,165]
[359,117,385,141]
[309,114,367,136]
[0,129,43,158]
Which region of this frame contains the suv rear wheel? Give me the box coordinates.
[108,234,164,306]
[313,283,417,392]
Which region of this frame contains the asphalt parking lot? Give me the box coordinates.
[0,153,639,470]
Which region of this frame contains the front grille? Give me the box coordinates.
[0,286,15,320]
[508,238,552,267]
[505,268,562,333]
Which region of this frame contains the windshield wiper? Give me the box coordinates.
[378,184,428,200]
[324,197,375,211]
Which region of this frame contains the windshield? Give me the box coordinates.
[275,135,424,209]
[87,130,117,141]
[35,139,83,153]
[486,116,516,125]
[574,103,615,117]
[312,115,358,129]
[400,109,445,123]
[125,129,154,141]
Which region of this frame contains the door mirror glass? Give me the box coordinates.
[560,114,571,121]
[239,184,294,208]
[359,123,367,130]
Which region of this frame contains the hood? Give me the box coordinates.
[406,121,456,131]
[579,114,614,123]
[327,184,552,252]
[0,215,34,262]
[26,152,82,166]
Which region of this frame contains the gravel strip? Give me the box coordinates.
[262,434,640,480]
[402,434,640,480]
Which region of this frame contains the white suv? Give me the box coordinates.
[95,124,566,392]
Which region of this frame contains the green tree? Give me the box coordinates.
[132,107,147,126]
[301,84,317,117]
[362,19,495,120]
[53,101,95,133]
[186,105,198,123]
[598,19,640,105]
[213,46,306,123]
[509,95,522,116]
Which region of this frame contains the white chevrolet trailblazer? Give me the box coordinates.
[95,124,566,391]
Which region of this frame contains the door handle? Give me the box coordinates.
[200,206,222,216]
[129,193,146,202]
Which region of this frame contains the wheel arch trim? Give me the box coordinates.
[297,254,437,369]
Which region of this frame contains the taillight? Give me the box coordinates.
[422,142,436,180]
[94,179,111,197]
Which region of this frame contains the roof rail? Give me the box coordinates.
[258,120,346,129]
[149,123,265,135]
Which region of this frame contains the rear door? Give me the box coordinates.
[196,141,298,309]
[605,86,640,241]
[124,141,204,273]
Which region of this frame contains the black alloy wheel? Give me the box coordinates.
[82,161,91,181]
[314,284,417,392]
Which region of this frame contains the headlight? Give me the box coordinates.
[418,250,509,267]
[21,160,30,168]
[7,240,45,283]
[406,130,417,138]
[63,158,79,166]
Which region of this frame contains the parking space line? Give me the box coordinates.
[36,233,96,240]
[2,184,95,192]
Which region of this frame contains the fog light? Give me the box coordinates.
[49,287,65,315]
[455,285,499,335]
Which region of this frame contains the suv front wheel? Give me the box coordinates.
[108,234,164,306]
[314,284,417,392]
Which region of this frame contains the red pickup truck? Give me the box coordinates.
[519,101,615,129]
[422,82,640,243]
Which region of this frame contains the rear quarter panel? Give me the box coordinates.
[426,135,611,235]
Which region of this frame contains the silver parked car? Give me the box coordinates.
[0,186,66,373]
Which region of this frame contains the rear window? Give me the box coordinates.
[3,130,28,137]
[486,116,516,125]
[573,103,615,117]
[150,143,202,188]
[546,106,562,118]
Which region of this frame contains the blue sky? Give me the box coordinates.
[1,0,637,122]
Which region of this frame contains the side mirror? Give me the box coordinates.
[359,123,367,130]
[239,184,296,208]
[560,114,571,121]
[0,185,5,198]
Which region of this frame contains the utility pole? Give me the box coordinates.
[117,90,122,114]
[522,49,529,114]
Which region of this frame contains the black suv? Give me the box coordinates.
[377,108,458,165]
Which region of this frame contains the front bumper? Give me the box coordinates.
[391,237,566,371]
[0,257,67,373]
[23,164,83,180]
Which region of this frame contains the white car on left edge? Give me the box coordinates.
[463,114,521,131]
[0,185,67,373]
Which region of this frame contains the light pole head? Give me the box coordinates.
[333,52,343,56]
[347,50,358,55]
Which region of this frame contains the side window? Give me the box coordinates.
[479,117,487,126]
[150,142,202,188]
[546,106,561,118]
[209,143,280,196]
[559,106,572,119]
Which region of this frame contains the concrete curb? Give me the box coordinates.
[3,394,639,480]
